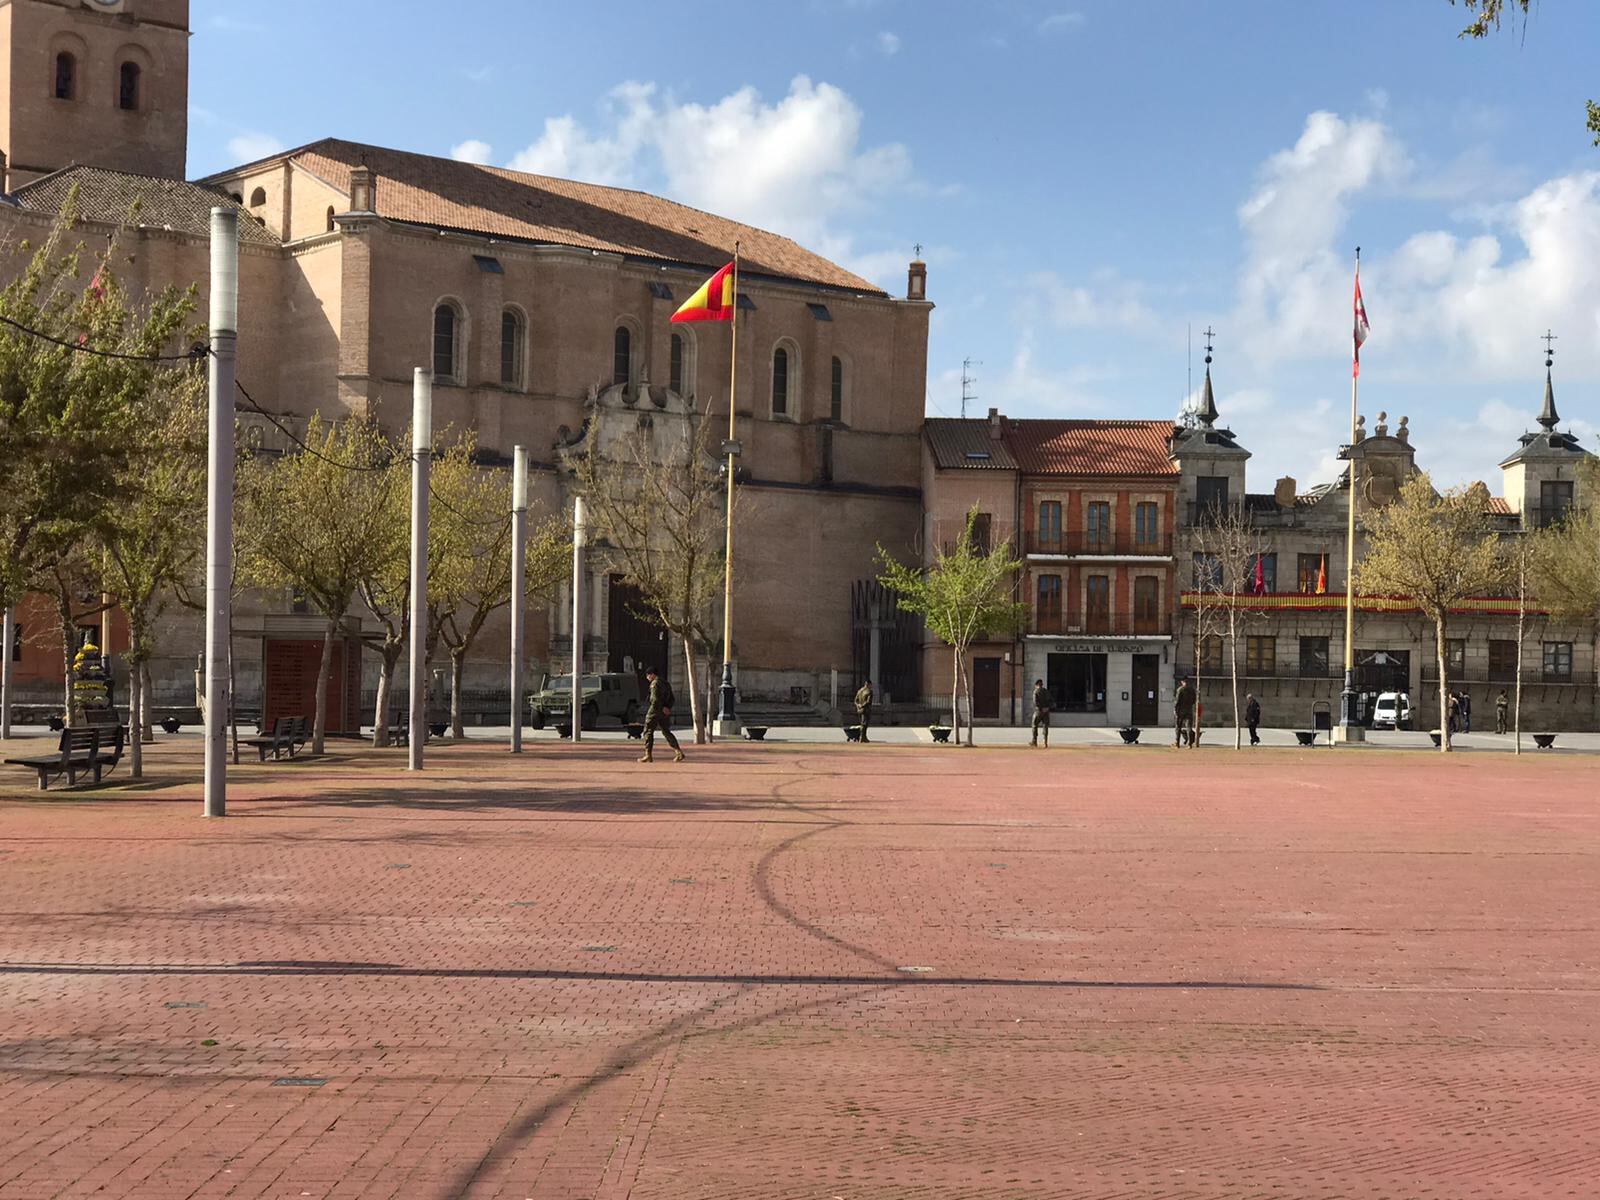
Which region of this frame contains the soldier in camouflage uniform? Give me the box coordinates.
[639,667,684,764]
[1030,678,1052,748]
[854,679,874,742]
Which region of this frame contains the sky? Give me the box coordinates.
[189,0,1600,492]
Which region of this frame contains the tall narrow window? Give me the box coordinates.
[830,356,844,421]
[432,304,458,381]
[1199,636,1225,672]
[772,347,789,416]
[1085,574,1110,633]
[1133,577,1160,635]
[500,310,524,387]
[613,326,631,388]
[1134,501,1159,549]
[1299,637,1330,678]
[1541,641,1573,683]
[1246,636,1276,676]
[1086,501,1111,550]
[119,61,141,112]
[970,512,992,556]
[1037,574,1063,634]
[55,53,76,101]
[1487,640,1518,682]
[670,333,684,395]
[1037,501,1062,552]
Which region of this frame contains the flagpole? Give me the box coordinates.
[714,244,741,736]
[1338,247,1364,743]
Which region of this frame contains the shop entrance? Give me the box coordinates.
[1131,654,1160,725]
[1047,653,1106,714]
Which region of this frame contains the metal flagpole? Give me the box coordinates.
[204,208,238,817]
[509,446,528,753]
[1,606,14,741]
[570,496,586,742]
[1337,247,1365,743]
[714,244,741,736]
[408,368,432,771]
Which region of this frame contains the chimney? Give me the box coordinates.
[1273,476,1297,509]
[988,406,1003,441]
[907,256,927,301]
[350,164,375,213]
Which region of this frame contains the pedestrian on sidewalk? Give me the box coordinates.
[1447,691,1460,735]
[1245,693,1261,746]
[854,679,874,743]
[638,667,683,764]
[1030,679,1051,747]
[1495,689,1509,735]
[1173,679,1195,748]
[1460,690,1472,733]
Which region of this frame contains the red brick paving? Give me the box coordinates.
[0,737,1596,1198]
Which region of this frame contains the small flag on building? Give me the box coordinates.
[671,262,736,324]
[1253,555,1266,596]
[1316,554,1328,595]
[1353,263,1371,378]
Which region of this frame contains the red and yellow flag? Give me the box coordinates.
[671,262,735,323]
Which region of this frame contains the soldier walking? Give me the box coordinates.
[1495,688,1509,735]
[638,667,683,764]
[854,678,875,742]
[1030,678,1052,747]
[1173,678,1196,748]
[1245,692,1262,746]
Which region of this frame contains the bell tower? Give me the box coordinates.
[1,0,190,190]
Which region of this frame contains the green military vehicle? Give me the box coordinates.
[529,672,643,731]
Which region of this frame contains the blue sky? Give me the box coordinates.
[190,0,1600,490]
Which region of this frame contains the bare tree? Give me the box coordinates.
[1190,502,1270,748]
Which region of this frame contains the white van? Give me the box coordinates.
[1371,692,1410,730]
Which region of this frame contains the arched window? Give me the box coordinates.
[249,187,267,208]
[433,303,461,382]
[54,53,76,101]
[118,61,141,111]
[612,325,632,388]
[830,356,844,422]
[229,192,243,205]
[325,207,336,233]
[501,309,525,388]
[669,334,684,395]
[772,347,790,417]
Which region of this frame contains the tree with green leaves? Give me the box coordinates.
[237,416,401,753]
[877,507,1028,746]
[1527,458,1600,738]
[1357,473,1507,751]
[1452,1,1600,144]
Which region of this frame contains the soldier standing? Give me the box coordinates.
[1173,678,1196,748]
[1030,678,1052,748]
[1495,688,1509,735]
[638,667,683,764]
[854,678,874,743]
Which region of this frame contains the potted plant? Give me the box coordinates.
[160,716,182,734]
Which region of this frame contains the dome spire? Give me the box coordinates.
[1538,329,1559,432]
[1197,325,1219,429]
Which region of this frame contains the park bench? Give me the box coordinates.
[5,724,126,790]
[242,715,309,762]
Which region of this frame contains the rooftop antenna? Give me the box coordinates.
[960,356,981,419]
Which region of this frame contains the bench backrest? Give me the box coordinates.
[289,716,308,738]
[62,728,99,755]
[270,715,293,739]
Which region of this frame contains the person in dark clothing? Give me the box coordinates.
[639,667,683,763]
[1459,690,1472,733]
[854,679,874,742]
[1495,689,1509,735]
[1030,679,1051,747]
[1173,679,1196,747]
[1447,691,1460,734]
[1245,693,1261,746]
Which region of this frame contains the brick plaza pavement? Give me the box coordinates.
[0,736,1596,1198]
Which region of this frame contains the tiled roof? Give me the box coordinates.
[1003,420,1179,477]
[12,166,283,247]
[206,139,886,295]
[925,419,1018,470]
[1485,496,1513,515]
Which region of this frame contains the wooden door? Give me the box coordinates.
[972,657,1001,720]
[1131,655,1159,725]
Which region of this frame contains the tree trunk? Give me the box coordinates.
[371,644,400,747]
[59,616,76,725]
[1228,609,1242,750]
[450,648,466,739]
[312,617,335,754]
[680,633,705,743]
[1435,617,1451,753]
[958,651,974,746]
[140,660,155,743]
[1514,564,1525,756]
[127,661,143,779]
[227,621,239,765]
[950,645,962,746]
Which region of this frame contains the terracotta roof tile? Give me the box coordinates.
[925,419,1018,469]
[12,166,282,247]
[210,139,885,295]
[1003,420,1179,477]
[1485,496,1512,514]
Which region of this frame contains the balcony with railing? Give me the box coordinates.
[1420,663,1593,687]
[1031,610,1172,638]
[1024,530,1174,557]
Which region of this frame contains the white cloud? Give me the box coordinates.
[501,76,913,253]
[464,66,494,84]
[1031,270,1156,332]
[450,139,495,165]
[209,15,267,34]
[876,31,901,55]
[1039,12,1086,33]
[226,132,285,164]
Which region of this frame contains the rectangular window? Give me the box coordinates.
[1299,637,1329,678]
[1084,574,1110,632]
[669,334,684,395]
[1192,552,1222,590]
[1539,480,1574,527]
[830,357,843,421]
[1444,639,1467,678]
[1133,577,1161,634]
[1297,553,1327,594]
[1246,636,1276,676]
[1199,635,1224,672]
[1085,501,1111,549]
[1195,476,1229,518]
[1488,639,1518,682]
[806,302,833,321]
[1047,652,1107,714]
[8,622,20,663]
[1542,641,1573,682]
[1037,501,1062,552]
[1134,502,1159,549]
[472,255,504,274]
[969,513,992,556]
[647,281,675,300]
[1248,552,1277,593]
[1036,574,1062,633]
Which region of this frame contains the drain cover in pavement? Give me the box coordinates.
[896,965,934,973]
[271,1077,327,1087]
[165,1001,207,1009]
[581,945,616,953]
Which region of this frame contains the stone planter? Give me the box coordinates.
[1117,726,1141,744]
[928,726,951,743]
[742,726,769,741]
[160,716,182,734]
[1532,733,1557,750]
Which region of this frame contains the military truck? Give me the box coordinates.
[530,672,643,731]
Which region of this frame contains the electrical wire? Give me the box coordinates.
[0,311,209,362]
[234,378,404,473]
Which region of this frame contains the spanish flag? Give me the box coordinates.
[671,262,736,323]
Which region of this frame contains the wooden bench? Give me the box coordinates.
[6,725,126,790]
[242,715,309,762]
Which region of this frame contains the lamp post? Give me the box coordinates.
[408,368,431,770]
[203,207,238,817]
[569,496,586,742]
[509,446,528,753]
